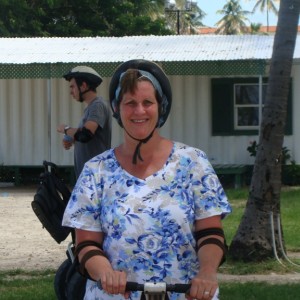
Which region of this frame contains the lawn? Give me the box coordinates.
[220,187,300,275]
[223,187,300,251]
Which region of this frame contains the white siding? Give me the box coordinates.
[0,71,298,167]
[291,64,300,163]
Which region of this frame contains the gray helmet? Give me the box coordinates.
[63,66,103,87]
[109,59,172,128]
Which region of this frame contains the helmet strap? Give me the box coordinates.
[79,89,90,102]
[124,128,156,164]
[75,78,91,102]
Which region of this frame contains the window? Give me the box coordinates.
[234,83,267,130]
[211,78,292,136]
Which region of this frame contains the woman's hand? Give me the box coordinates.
[186,269,218,300]
[76,229,130,298]
[98,269,130,298]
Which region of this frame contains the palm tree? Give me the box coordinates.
[164,0,205,34]
[251,0,279,32]
[140,0,166,19]
[250,22,262,33]
[229,0,300,262]
[215,0,251,35]
[185,4,206,34]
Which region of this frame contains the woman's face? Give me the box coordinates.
[120,80,159,140]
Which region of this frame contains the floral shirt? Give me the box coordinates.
[62,142,231,300]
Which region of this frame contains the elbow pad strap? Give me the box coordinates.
[74,240,105,279]
[194,228,227,266]
[79,249,105,277]
[194,227,225,242]
[74,127,94,143]
[197,237,228,266]
[74,240,103,257]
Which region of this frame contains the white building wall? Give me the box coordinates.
[289,64,300,163]
[0,71,298,167]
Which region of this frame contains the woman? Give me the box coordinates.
[62,59,232,300]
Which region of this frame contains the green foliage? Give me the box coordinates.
[282,161,300,186]
[246,140,291,164]
[0,165,14,182]
[0,0,173,37]
[246,141,300,185]
[215,0,251,34]
[246,140,258,157]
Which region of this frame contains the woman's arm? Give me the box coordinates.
[75,229,129,297]
[188,215,225,300]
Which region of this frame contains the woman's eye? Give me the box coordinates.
[126,101,136,107]
[144,100,153,106]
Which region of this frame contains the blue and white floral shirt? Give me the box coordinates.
[62,142,232,300]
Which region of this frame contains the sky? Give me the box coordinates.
[196,0,280,27]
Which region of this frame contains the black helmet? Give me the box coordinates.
[63,66,103,87]
[109,59,172,128]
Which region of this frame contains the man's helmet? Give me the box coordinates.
[63,66,102,87]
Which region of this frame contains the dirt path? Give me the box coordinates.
[0,186,71,271]
[1,186,300,284]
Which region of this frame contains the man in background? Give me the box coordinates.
[57,66,112,179]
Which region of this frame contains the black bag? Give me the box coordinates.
[31,160,72,243]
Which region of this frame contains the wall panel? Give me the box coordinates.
[0,72,298,167]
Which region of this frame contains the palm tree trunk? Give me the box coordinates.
[229,0,300,262]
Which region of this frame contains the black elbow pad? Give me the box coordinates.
[74,127,94,143]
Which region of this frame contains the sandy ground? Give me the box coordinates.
[1,186,300,284]
[0,186,72,271]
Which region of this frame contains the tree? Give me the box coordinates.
[215,0,251,34]
[164,0,205,34]
[229,0,300,262]
[0,0,172,37]
[251,0,279,32]
[249,22,263,34]
[188,4,206,34]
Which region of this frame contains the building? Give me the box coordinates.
[197,25,300,35]
[0,35,299,184]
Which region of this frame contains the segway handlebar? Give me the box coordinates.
[97,281,191,294]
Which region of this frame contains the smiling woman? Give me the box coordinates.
[62,59,232,300]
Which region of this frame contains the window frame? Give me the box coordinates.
[233,83,268,130]
[211,77,292,136]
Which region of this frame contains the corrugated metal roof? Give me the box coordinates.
[0,35,298,64]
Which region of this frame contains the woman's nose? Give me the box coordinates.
[134,103,145,113]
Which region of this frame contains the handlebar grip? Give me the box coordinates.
[125,281,144,291]
[167,283,191,293]
[97,281,144,291]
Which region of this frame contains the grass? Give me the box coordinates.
[220,186,300,275]
[221,282,300,300]
[0,269,56,300]
[1,187,300,299]
[223,187,300,251]
[1,270,300,300]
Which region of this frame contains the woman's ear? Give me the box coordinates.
[112,105,123,127]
